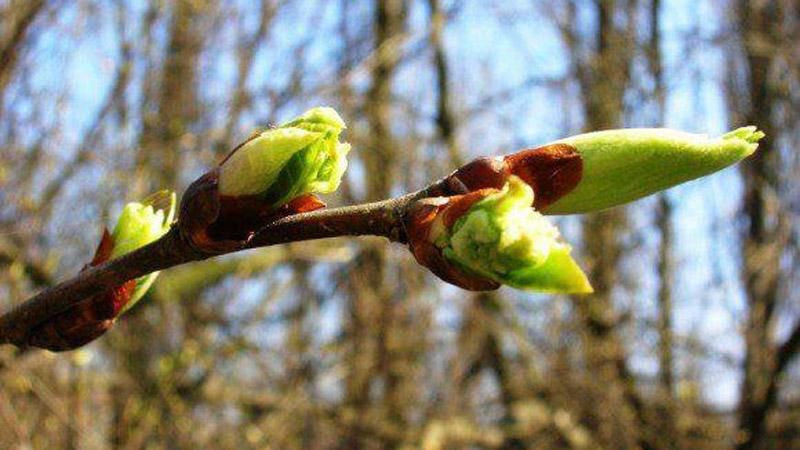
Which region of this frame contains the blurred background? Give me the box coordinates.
[0,0,798,449]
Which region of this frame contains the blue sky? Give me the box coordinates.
[12,0,752,409]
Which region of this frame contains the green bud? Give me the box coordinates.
[440,176,592,294]
[218,107,351,206]
[542,126,764,214]
[111,191,176,311]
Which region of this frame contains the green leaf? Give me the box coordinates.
[218,128,322,197]
[505,247,592,294]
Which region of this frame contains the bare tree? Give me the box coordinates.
[729,1,800,449]
[0,1,798,448]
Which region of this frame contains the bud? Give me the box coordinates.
[180,107,350,251]
[29,191,176,351]
[407,177,592,294]
[111,190,176,312]
[437,142,583,212]
[542,127,763,214]
[218,106,350,206]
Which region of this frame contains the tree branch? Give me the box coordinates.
[775,321,800,376]
[0,186,442,349]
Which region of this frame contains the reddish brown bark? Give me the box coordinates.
[27,231,136,351]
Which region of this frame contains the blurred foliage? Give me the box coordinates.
[0,0,799,449]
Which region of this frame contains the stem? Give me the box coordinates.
[0,228,191,347]
[0,187,436,349]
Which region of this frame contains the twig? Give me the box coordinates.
[0,184,444,349]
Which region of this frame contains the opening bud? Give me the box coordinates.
[29,191,176,351]
[111,190,176,311]
[406,177,592,294]
[180,107,349,252]
[218,106,350,205]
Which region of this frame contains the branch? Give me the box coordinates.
[0,190,431,349]
[0,123,763,350]
[775,320,800,380]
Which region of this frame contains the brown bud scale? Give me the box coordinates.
[504,143,582,210]
[405,194,500,292]
[28,231,136,351]
[178,169,326,254]
[439,143,583,210]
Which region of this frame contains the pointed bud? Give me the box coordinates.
[218,106,350,206]
[542,127,763,214]
[406,177,592,294]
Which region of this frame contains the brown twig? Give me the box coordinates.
[0,141,580,350]
[0,184,443,349]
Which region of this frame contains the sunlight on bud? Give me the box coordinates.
[542,126,763,214]
[111,192,176,258]
[441,177,592,294]
[111,190,176,311]
[218,107,350,207]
